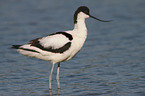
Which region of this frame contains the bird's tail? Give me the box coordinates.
[11,45,22,49]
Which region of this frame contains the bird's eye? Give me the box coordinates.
[84,10,88,13]
[83,10,89,14]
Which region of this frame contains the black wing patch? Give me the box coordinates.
[11,45,21,49]
[29,38,71,53]
[11,44,40,53]
[49,32,73,41]
[19,48,40,53]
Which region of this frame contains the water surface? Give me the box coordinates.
[0,0,145,96]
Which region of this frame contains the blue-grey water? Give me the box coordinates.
[0,0,145,96]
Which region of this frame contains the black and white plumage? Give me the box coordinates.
[12,6,111,89]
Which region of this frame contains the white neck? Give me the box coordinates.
[74,18,86,29]
[73,18,87,38]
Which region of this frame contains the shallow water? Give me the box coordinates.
[0,0,145,96]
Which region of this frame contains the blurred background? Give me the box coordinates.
[0,0,145,96]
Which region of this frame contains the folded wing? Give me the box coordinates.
[29,32,72,53]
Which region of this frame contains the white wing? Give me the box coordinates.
[17,31,73,57]
[39,34,70,49]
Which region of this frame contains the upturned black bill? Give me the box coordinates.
[90,15,112,22]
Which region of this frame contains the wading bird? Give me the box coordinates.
[12,6,111,89]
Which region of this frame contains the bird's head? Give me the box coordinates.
[74,6,111,24]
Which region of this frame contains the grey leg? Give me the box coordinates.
[49,64,55,90]
[56,63,60,89]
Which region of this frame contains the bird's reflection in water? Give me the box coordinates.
[49,89,60,96]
